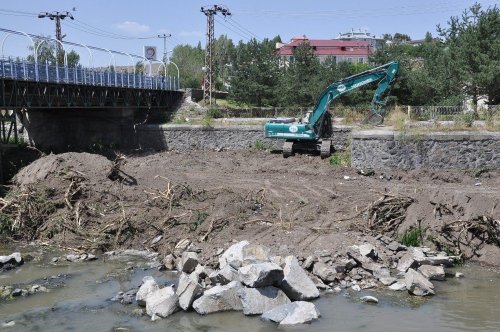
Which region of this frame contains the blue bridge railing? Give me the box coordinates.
[0,57,180,90]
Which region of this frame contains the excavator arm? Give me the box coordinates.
[265,61,400,145]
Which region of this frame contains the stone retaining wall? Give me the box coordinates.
[352,130,500,170]
[136,124,352,151]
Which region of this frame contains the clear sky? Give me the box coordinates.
[0,0,498,66]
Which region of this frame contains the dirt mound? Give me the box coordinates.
[15,152,111,187]
[1,150,499,266]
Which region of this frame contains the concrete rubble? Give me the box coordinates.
[145,285,179,318]
[125,237,462,325]
[238,286,291,315]
[192,281,243,314]
[261,301,321,326]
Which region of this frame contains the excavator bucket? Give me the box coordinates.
[362,109,384,125]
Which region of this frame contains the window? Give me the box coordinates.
[347,57,353,63]
[358,58,364,64]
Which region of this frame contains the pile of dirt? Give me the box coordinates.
[1,150,499,266]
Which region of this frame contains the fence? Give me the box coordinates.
[0,57,180,90]
[406,105,500,122]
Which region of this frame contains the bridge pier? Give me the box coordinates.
[20,107,139,151]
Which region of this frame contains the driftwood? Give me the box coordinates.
[365,193,414,235]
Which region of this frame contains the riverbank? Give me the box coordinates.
[0,243,499,331]
[1,149,499,329]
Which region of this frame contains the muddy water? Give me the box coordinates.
[1,248,499,332]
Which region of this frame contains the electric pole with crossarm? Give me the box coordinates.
[200,5,231,105]
[157,33,171,64]
[38,11,74,64]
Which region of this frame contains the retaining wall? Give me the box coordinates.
[352,130,500,170]
[136,124,352,151]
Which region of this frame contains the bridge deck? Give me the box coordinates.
[0,58,182,109]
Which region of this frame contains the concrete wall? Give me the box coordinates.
[352,130,500,170]
[136,124,352,151]
[21,108,137,151]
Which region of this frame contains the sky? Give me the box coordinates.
[0,0,498,66]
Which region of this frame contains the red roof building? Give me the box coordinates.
[276,35,373,65]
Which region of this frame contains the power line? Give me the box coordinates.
[227,17,260,40]
[214,16,252,41]
[64,20,157,40]
[73,18,157,39]
[0,8,38,16]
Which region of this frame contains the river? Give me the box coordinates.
[0,246,499,331]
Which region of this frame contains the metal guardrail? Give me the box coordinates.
[0,57,180,90]
[407,105,500,121]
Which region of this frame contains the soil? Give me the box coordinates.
[3,150,500,266]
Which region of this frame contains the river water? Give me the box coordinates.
[0,246,499,332]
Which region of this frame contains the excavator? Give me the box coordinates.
[264,61,399,158]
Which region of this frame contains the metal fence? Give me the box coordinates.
[406,105,500,121]
[0,57,179,90]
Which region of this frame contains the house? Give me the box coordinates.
[335,28,385,50]
[275,35,373,65]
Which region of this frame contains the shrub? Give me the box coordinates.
[328,151,351,167]
[206,107,223,119]
[399,227,422,247]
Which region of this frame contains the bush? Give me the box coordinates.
[206,107,223,119]
[254,139,273,151]
[0,213,13,236]
[328,151,351,167]
[399,227,422,247]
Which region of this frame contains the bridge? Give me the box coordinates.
[0,29,185,150]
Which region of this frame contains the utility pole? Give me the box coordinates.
[200,5,231,105]
[157,33,171,63]
[38,11,74,64]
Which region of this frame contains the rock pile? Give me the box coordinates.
[299,235,457,297]
[118,237,461,326]
[132,240,321,326]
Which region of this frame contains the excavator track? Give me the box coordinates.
[320,140,332,159]
[283,141,294,158]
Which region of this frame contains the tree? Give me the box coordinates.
[214,35,235,91]
[393,33,412,42]
[276,41,324,107]
[370,40,463,106]
[27,38,79,67]
[135,61,145,74]
[438,3,500,107]
[171,42,204,88]
[229,38,280,106]
[382,33,393,41]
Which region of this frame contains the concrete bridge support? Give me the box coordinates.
[20,108,139,151]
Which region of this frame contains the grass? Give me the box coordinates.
[253,139,273,151]
[386,107,409,131]
[399,227,422,247]
[0,213,14,236]
[206,107,223,119]
[328,151,351,167]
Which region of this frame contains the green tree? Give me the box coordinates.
[438,3,500,107]
[214,35,235,91]
[27,38,79,67]
[135,61,145,74]
[229,38,280,106]
[393,33,412,42]
[277,41,323,106]
[171,42,204,88]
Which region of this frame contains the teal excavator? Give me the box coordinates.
[264,61,399,158]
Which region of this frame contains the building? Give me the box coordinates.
[335,28,385,50]
[276,35,372,65]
